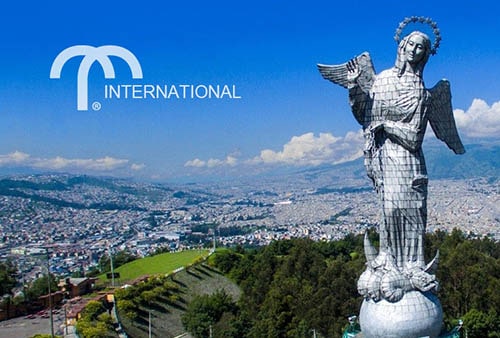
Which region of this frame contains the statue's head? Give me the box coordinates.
[395,31,432,76]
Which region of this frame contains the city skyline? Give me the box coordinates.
[0,1,499,181]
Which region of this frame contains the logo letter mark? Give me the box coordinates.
[50,45,143,111]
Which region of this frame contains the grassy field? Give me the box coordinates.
[99,249,210,282]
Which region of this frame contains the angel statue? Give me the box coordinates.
[318,17,465,303]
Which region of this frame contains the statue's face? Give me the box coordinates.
[405,34,427,65]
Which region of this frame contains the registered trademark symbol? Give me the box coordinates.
[92,101,102,111]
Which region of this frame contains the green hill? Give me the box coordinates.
[115,262,241,338]
[99,249,210,283]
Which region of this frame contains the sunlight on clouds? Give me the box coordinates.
[185,131,365,168]
[182,98,500,171]
[454,99,500,138]
[251,131,364,166]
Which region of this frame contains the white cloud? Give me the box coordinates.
[0,151,131,172]
[131,163,146,171]
[185,155,239,168]
[0,151,30,165]
[182,97,500,172]
[225,155,238,166]
[251,131,364,166]
[207,158,224,168]
[33,156,129,171]
[185,131,364,169]
[454,99,500,138]
[184,158,207,168]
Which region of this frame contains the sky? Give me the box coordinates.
[0,0,499,181]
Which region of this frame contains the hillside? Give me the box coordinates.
[425,142,500,179]
[187,234,499,337]
[116,262,241,338]
[288,142,499,187]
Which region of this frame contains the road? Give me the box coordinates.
[0,311,65,338]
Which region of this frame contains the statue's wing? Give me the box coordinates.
[428,80,466,154]
[317,52,375,93]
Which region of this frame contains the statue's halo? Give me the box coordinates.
[394,16,441,55]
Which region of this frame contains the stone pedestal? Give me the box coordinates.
[359,291,443,338]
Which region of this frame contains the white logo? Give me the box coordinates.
[50,45,143,111]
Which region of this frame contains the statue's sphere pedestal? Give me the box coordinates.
[359,291,443,338]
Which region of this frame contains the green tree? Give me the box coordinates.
[85,266,101,278]
[80,300,106,321]
[76,300,114,338]
[99,250,137,273]
[140,290,158,305]
[437,232,500,319]
[213,250,242,274]
[25,274,58,301]
[76,319,108,338]
[182,290,237,338]
[249,239,326,337]
[238,246,278,317]
[97,312,114,328]
[116,298,139,321]
[0,260,17,295]
[232,238,362,338]
[462,308,500,338]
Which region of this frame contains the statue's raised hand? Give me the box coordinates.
[347,58,361,85]
[317,52,375,94]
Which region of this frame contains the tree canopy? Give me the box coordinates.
[205,230,499,338]
[0,260,17,295]
[25,274,58,301]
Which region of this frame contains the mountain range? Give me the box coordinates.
[0,142,498,186]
